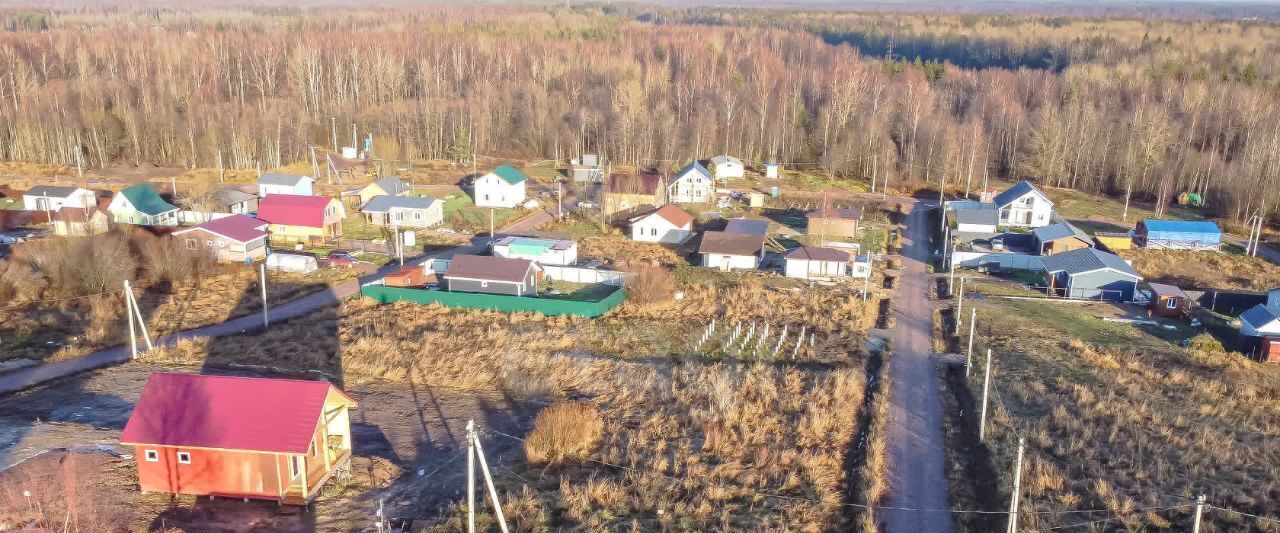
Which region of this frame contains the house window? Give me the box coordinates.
[1166,298,1178,309]
[481,281,489,288]
[144,449,159,462]
[651,228,657,236]
[185,239,196,250]
[309,440,317,457]
[206,240,213,247]
[414,212,422,220]
[176,451,192,464]
[289,456,303,478]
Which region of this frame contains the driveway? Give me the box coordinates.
[0,244,480,396]
[881,202,953,532]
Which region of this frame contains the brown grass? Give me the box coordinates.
[524,402,604,466]
[579,236,685,267]
[140,277,881,530]
[1120,248,1280,291]
[621,263,675,305]
[944,296,1280,531]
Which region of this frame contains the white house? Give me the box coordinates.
[784,246,850,280]
[698,231,764,270]
[850,255,873,278]
[710,155,745,180]
[492,236,578,266]
[1241,288,1280,337]
[23,185,96,212]
[360,195,443,228]
[668,162,714,203]
[993,180,1054,228]
[474,164,528,208]
[258,173,315,197]
[630,204,695,244]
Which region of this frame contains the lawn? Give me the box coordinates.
[341,213,395,241]
[1042,183,1207,225]
[939,294,1280,531]
[440,194,522,233]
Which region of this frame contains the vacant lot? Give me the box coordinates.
[1,270,886,531]
[939,295,1280,531]
[1119,248,1280,292]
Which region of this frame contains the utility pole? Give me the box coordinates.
[1191,494,1206,533]
[489,209,495,248]
[125,282,138,359]
[966,307,976,377]
[955,276,965,335]
[472,424,510,533]
[171,175,178,198]
[125,281,153,351]
[466,420,476,533]
[331,117,338,153]
[217,150,225,183]
[948,241,956,297]
[557,179,563,220]
[260,262,269,328]
[980,348,993,442]
[862,267,870,302]
[1007,437,1025,533]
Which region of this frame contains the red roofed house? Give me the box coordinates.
[172,214,269,263]
[629,204,695,244]
[120,373,357,505]
[256,194,345,245]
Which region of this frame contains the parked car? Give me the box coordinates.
[325,251,361,268]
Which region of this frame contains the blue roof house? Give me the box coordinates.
[1135,219,1222,251]
[1041,248,1142,301]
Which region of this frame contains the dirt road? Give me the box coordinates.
[881,202,953,532]
[0,244,481,397]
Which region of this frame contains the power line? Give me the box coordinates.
[1207,505,1280,526]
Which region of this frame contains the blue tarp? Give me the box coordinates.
[1139,219,1222,247]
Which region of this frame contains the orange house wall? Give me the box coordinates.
[134,445,290,500]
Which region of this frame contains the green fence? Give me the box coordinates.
[360,284,626,318]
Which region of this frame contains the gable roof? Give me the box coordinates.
[632,204,694,228]
[672,161,712,182]
[119,372,354,454]
[489,164,529,186]
[1147,282,1188,299]
[361,195,440,213]
[173,214,268,243]
[725,218,769,236]
[607,174,664,195]
[1242,304,1280,331]
[367,176,410,196]
[257,194,336,228]
[785,246,850,262]
[26,185,81,199]
[119,184,179,216]
[993,180,1052,209]
[699,231,764,256]
[213,187,256,207]
[1139,219,1222,235]
[710,155,742,166]
[259,173,312,187]
[1041,247,1140,278]
[446,254,536,284]
[1033,222,1091,243]
[954,208,999,225]
[808,207,862,220]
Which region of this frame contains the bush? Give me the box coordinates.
[524,402,603,466]
[1187,332,1225,353]
[622,263,674,305]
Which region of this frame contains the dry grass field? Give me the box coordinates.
[1119,248,1280,292]
[940,296,1280,532]
[135,273,885,531]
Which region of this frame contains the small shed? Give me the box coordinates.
[1258,337,1280,363]
[1135,220,1222,251]
[954,208,999,234]
[784,246,850,280]
[764,163,780,179]
[1147,282,1188,317]
[1033,222,1093,256]
[385,265,433,287]
[1094,232,1133,253]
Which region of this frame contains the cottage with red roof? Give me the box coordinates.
[629,204,694,243]
[172,214,269,263]
[120,373,357,505]
[256,193,345,244]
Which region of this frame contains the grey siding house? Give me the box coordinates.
[444,254,541,296]
[1041,248,1142,301]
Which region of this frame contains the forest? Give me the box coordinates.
[1,5,1280,222]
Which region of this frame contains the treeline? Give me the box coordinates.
[1,6,1280,221]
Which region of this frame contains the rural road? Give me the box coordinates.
[0,243,481,396]
[881,202,953,532]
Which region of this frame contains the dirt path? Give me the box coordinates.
[881,202,953,532]
[0,244,481,397]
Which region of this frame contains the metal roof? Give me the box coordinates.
[26,185,81,198]
[1147,282,1188,299]
[214,187,256,207]
[725,218,769,236]
[1139,219,1222,235]
[119,184,179,216]
[1033,222,1090,243]
[446,254,536,284]
[1242,304,1280,331]
[698,231,764,255]
[954,208,999,225]
[993,180,1051,208]
[360,194,439,213]
[489,164,529,185]
[710,155,742,166]
[1040,247,1140,278]
[785,246,851,262]
[257,194,336,227]
[808,207,863,220]
[258,173,312,187]
[631,204,694,228]
[119,372,354,454]
[370,176,410,195]
[173,214,268,243]
[672,161,712,182]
